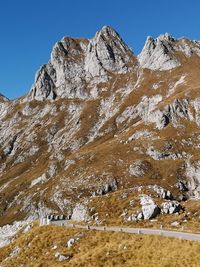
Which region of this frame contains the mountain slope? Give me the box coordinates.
[0,26,200,230]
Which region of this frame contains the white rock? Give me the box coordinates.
[161,201,181,214]
[128,130,153,141]
[137,212,144,220]
[140,195,160,220]
[55,252,69,261]
[71,204,87,221]
[171,221,180,226]
[138,34,180,71]
[0,220,30,248]
[185,160,200,199]
[151,185,172,199]
[30,173,47,188]
[67,238,75,248]
[167,75,186,96]
[85,26,132,79]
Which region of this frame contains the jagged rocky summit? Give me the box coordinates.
[138,33,200,70]
[27,27,200,102]
[28,26,136,101]
[0,26,200,228]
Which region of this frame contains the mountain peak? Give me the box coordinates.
[93,25,131,54]
[138,33,180,71]
[28,26,136,101]
[85,25,135,79]
[138,33,200,71]
[157,32,175,42]
[96,25,120,38]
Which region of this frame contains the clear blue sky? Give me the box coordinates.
[1,0,200,99]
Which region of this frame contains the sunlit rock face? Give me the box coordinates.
[28,26,136,101]
[138,33,200,71]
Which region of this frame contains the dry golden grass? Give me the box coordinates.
[0,224,199,267]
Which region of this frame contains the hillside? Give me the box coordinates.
[0,26,200,234]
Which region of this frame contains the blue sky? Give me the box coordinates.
[0,0,200,99]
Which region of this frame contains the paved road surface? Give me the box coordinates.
[49,220,200,242]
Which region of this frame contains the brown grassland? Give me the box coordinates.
[0,224,199,267]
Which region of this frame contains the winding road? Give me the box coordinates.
[50,220,200,242]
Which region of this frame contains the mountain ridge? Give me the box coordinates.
[2,26,200,100]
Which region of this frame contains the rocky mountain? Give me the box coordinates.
[0,26,200,230]
[28,26,135,101]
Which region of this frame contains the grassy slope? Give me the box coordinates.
[0,224,200,267]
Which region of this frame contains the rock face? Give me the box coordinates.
[138,33,180,71]
[185,161,200,199]
[28,26,135,101]
[85,26,134,78]
[138,33,200,70]
[0,221,30,248]
[30,65,57,101]
[0,93,9,117]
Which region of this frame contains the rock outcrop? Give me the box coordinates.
[94,179,118,196]
[138,33,200,71]
[151,185,173,200]
[185,161,200,199]
[138,33,180,71]
[28,26,136,101]
[161,201,181,214]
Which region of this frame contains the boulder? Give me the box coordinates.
[140,195,160,220]
[142,204,160,220]
[55,252,69,261]
[127,214,137,222]
[171,221,180,226]
[129,160,145,177]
